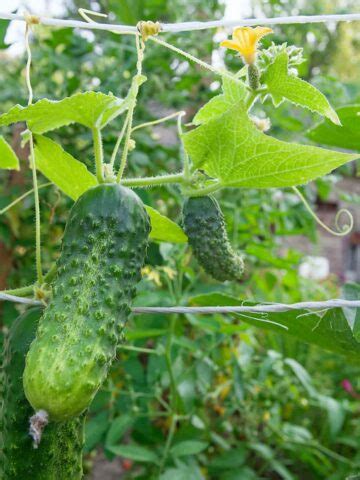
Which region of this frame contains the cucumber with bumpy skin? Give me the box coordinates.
[183,195,244,282]
[23,184,150,421]
[0,308,84,479]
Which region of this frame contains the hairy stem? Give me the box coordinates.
[132,111,185,133]
[110,114,130,169]
[149,36,243,87]
[0,182,52,215]
[122,172,184,188]
[117,35,145,182]
[92,127,104,183]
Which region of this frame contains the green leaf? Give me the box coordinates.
[105,415,133,448]
[190,293,360,361]
[0,136,19,170]
[0,91,126,133]
[262,52,340,124]
[0,18,10,49]
[193,76,247,125]
[170,440,208,457]
[34,135,97,200]
[183,101,358,189]
[307,105,360,151]
[107,444,158,463]
[84,411,109,452]
[145,206,187,244]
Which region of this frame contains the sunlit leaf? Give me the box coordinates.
[262,52,340,124]
[0,91,127,133]
[184,99,358,188]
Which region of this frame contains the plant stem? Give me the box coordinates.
[131,111,185,133]
[118,345,159,355]
[29,133,44,284]
[92,127,104,183]
[158,414,177,473]
[122,172,184,188]
[117,35,145,183]
[2,263,57,297]
[177,113,191,182]
[0,182,52,215]
[149,36,243,87]
[185,181,221,197]
[165,315,179,410]
[109,114,130,169]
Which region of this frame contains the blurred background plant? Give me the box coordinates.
[0,0,359,478]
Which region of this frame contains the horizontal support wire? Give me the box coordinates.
[0,12,359,34]
[0,292,358,312]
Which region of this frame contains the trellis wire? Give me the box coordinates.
[0,293,358,313]
[0,12,359,34]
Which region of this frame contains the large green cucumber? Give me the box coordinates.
[23,184,150,421]
[183,195,244,282]
[0,308,84,479]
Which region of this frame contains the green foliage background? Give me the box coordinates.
[0,0,359,478]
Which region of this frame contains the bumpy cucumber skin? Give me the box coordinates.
[23,184,150,421]
[183,196,244,282]
[0,308,84,480]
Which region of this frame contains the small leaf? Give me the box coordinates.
[307,104,360,151]
[0,91,126,133]
[105,415,133,448]
[262,52,340,124]
[145,206,187,243]
[107,444,158,463]
[184,101,358,189]
[170,440,208,457]
[0,18,10,49]
[34,135,97,199]
[0,136,19,170]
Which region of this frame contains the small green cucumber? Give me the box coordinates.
[183,195,244,282]
[23,184,150,421]
[0,308,84,479]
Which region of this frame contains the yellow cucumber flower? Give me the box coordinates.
[221,26,273,64]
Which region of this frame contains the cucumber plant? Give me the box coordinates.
[0,18,358,478]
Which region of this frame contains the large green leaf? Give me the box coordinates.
[307,105,360,151]
[0,91,126,133]
[183,101,358,188]
[33,136,187,243]
[0,136,19,170]
[34,135,97,200]
[145,206,187,244]
[190,292,360,361]
[262,52,340,124]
